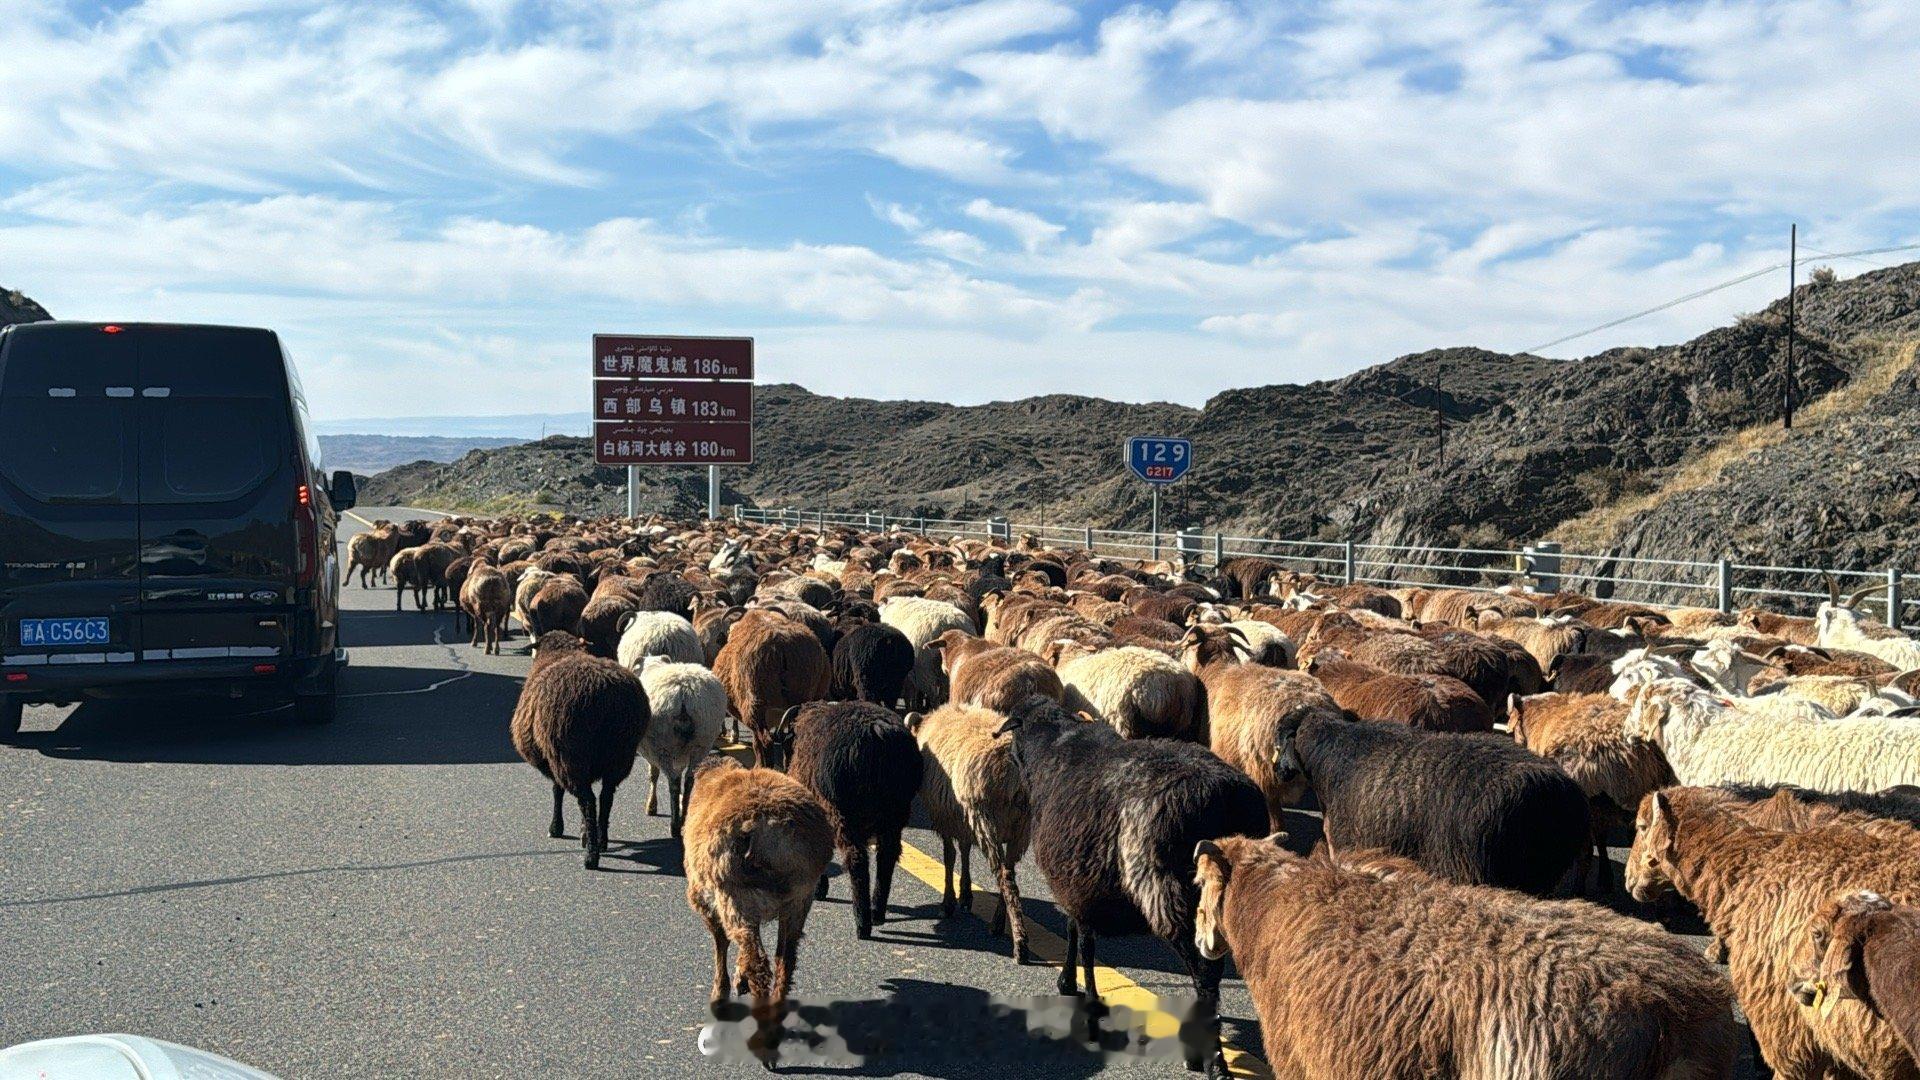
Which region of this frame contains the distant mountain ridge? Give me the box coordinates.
[321,435,528,477]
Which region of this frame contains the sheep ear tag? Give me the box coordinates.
[1805,979,1834,1018]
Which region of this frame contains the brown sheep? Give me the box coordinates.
[713,609,830,763]
[906,704,1032,962]
[1741,606,1821,645]
[1305,650,1493,732]
[928,630,1063,713]
[683,757,834,1064]
[526,575,588,640]
[1792,891,1920,1067]
[460,564,512,655]
[1509,691,1673,893]
[344,525,398,587]
[1181,626,1346,829]
[1192,837,1739,1079]
[1476,609,1588,678]
[1627,787,1920,1079]
[509,631,648,869]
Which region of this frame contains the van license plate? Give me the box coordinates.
[19,617,111,647]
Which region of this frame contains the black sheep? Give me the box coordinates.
[997,695,1268,1077]
[830,623,916,706]
[634,571,698,620]
[770,701,923,940]
[509,631,649,869]
[1278,715,1588,896]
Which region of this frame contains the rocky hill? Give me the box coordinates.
[2,287,51,326]
[368,263,1920,581]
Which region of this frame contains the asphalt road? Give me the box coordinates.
[0,508,1761,1079]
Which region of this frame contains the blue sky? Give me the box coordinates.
[2,0,1916,420]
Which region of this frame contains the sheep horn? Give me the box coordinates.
[1223,625,1251,644]
[991,716,1018,738]
[1844,583,1884,610]
[778,705,802,732]
[1193,839,1225,864]
[1825,573,1841,606]
[1737,650,1777,666]
[1890,670,1920,696]
[1649,643,1695,657]
[1759,645,1792,660]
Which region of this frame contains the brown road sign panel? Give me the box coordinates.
[593,335,753,380]
[594,380,752,422]
[595,421,753,465]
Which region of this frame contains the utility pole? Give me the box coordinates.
[1434,372,1445,469]
[1784,222,1797,430]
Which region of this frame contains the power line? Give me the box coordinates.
[1522,239,1920,355]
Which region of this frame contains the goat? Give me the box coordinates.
[906,704,1032,962]
[1193,837,1739,1079]
[683,757,833,1064]
[997,695,1268,1075]
[509,631,648,869]
[765,702,922,940]
[1278,714,1589,895]
[1791,891,1920,1068]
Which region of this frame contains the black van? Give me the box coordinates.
[0,322,356,737]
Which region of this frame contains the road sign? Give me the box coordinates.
[593,335,753,380]
[1127,436,1192,484]
[594,380,752,422]
[594,421,752,465]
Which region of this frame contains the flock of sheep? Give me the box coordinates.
[344,514,1920,1078]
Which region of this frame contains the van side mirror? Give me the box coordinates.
[329,470,358,511]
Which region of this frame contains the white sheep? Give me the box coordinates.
[1052,642,1201,740]
[879,595,977,709]
[1625,677,1920,793]
[1226,620,1296,667]
[1606,644,1697,698]
[615,610,704,669]
[636,656,729,838]
[1817,587,1920,670]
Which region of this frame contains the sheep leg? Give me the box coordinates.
[1081,927,1102,1013]
[816,873,829,901]
[700,906,732,1011]
[596,780,618,851]
[733,926,780,1068]
[547,784,566,838]
[959,843,973,908]
[394,585,403,611]
[646,763,661,816]
[679,766,696,822]
[847,843,874,939]
[1058,922,1080,997]
[872,831,901,926]
[576,788,601,869]
[667,769,685,840]
[1168,929,1226,1073]
[997,863,1027,964]
[940,836,957,917]
[774,911,802,1006]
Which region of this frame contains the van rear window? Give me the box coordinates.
[142,397,286,503]
[0,396,130,503]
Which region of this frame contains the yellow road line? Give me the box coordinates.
[343,510,376,529]
[716,739,1270,1076]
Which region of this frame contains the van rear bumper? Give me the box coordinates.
[0,649,337,704]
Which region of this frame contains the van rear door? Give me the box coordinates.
[0,325,143,667]
[134,327,297,664]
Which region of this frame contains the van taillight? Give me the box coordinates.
[295,484,317,587]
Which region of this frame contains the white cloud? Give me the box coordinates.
[964,198,1062,251]
[872,128,1021,184]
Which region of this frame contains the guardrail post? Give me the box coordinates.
[1151,526,1161,562]
[1889,565,1904,628]
[1525,541,1562,594]
[879,512,889,532]
[988,516,1010,543]
[1083,526,1094,551]
[1342,541,1356,586]
[916,516,926,535]
[1177,528,1201,568]
[1716,558,1733,613]
[1213,532,1224,569]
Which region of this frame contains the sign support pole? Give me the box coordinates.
[708,465,719,520]
[1151,486,1160,561]
[626,465,638,519]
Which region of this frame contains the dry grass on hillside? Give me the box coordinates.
[1550,335,1919,552]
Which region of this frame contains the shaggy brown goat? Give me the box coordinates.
[1509,691,1672,893]
[930,630,1063,713]
[713,609,830,763]
[1182,626,1346,828]
[1193,837,1739,1079]
[683,757,834,1063]
[460,564,512,655]
[1627,787,1920,1078]
[1792,891,1920,1068]
[1305,650,1493,732]
[906,704,1032,961]
[509,631,648,869]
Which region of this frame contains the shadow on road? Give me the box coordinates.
[336,605,473,649]
[18,664,525,766]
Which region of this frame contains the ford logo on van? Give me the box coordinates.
[250,590,280,604]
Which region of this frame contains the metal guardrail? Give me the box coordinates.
[733,506,1915,629]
